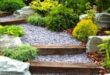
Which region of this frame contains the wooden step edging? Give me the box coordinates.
[0,18,26,25]
[0,11,12,17]
[32,44,86,55]
[29,61,101,75]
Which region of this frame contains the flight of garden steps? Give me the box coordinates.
[30,44,101,75]
[0,12,101,75]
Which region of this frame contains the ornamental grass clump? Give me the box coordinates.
[2,44,38,61]
[98,38,110,68]
[72,19,98,42]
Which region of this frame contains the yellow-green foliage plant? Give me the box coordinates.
[72,19,98,42]
[30,0,58,16]
[0,25,24,37]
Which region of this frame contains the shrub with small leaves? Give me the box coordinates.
[30,0,58,16]
[107,7,110,13]
[72,19,98,42]
[2,44,38,61]
[27,14,45,26]
[44,5,79,31]
[0,0,25,12]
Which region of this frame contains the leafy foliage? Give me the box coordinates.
[0,0,25,12]
[27,14,45,26]
[30,0,58,16]
[96,0,110,10]
[2,44,38,61]
[107,7,110,13]
[98,39,110,68]
[0,25,24,37]
[72,19,98,42]
[58,0,88,15]
[85,2,96,21]
[44,5,79,31]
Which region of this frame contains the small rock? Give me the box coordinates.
[0,35,22,49]
[0,56,30,75]
[86,36,110,52]
[13,6,35,18]
[80,13,110,28]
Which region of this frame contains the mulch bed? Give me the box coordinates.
[87,52,110,75]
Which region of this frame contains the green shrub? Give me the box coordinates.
[98,38,110,68]
[0,25,24,37]
[30,0,59,16]
[27,14,45,26]
[85,2,96,21]
[2,44,38,61]
[107,7,110,13]
[0,0,25,12]
[96,0,110,11]
[58,0,88,15]
[72,19,98,42]
[44,5,79,31]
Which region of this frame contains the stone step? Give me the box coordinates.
[32,44,86,55]
[29,61,100,75]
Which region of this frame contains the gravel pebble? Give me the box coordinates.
[20,23,80,45]
[34,53,92,63]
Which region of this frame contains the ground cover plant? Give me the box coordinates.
[0,25,24,37]
[2,44,38,61]
[0,0,25,12]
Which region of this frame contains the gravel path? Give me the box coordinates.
[20,23,80,45]
[34,53,92,63]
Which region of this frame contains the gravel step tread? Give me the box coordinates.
[20,23,80,45]
[34,54,92,63]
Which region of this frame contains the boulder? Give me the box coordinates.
[96,13,110,28]
[86,36,110,52]
[80,13,110,28]
[0,56,30,75]
[0,35,22,49]
[13,6,35,18]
